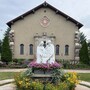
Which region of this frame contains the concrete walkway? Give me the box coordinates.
[0,68,90,73]
[0,79,14,85]
[75,84,90,90]
[0,68,27,72]
[0,84,16,90]
[80,81,90,86]
[64,69,90,73]
[0,83,90,90]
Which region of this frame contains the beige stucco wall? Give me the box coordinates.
[11,7,78,60]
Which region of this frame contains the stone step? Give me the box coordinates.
[31,74,52,77]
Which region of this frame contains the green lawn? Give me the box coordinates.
[78,73,90,82]
[0,72,18,80]
[0,72,90,82]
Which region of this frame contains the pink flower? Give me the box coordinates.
[28,60,62,70]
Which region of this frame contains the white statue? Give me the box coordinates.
[36,41,44,63]
[46,40,55,64]
[36,40,55,64]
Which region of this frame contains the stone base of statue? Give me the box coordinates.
[33,69,45,74]
[31,69,53,82]
[28,60,61,81]
[32,69,54,74]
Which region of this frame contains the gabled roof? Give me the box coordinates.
[7,1,83,29]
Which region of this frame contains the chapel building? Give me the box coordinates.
[7,2,83,61]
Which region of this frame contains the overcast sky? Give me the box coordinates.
[0,0,90,40]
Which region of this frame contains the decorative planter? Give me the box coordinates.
[33,69,44,74]
[45,70,53,74]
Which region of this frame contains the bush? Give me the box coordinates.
[14,72,44,90]
[63,72,79,90]
[0,61,6,67]
[45,83,57,90]
[14,69,79,90]
[58,59,90,69]
[12,59,31,68]
[63,63,90,69]
[15,59,25,64]
[22,59,30,68]
[57,82,69,90]
[52,69,65,84]
[73,63,90,69]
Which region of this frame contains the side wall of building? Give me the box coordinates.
[11,8,79,60]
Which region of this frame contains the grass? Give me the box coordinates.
[0,72,19,80]
[78,73,90,82]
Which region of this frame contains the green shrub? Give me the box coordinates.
[45,83,57,90]
[14,69,78,90]
[67,63,90,69]
[63,72,79,90]
[14,71,44,90]
[52,69,65,84]
[57,82,69,90]
[22,59,30,67]
[17,59,25,64]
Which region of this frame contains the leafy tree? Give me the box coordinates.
[5,27,11,36]
[88,40,90,59]
[0,40,2,54]
[1,28,12,64]
[79,40,90,65]
[79,32,86,44]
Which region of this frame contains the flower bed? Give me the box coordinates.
[63,72,80,90]
[28,60,62,70]
[14,73,68,90]
[14,69,79,90]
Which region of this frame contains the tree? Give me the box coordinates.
[5,27,11,36]
[1,28,12,64]
[87,40,90,59]
[79,32,86,44]
[79,40,90,64]
[0,40,2,54]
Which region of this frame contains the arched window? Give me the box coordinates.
[20,44,24,55]
[29,44,33,55]
[65,45,69,55]
[56,45,59,55]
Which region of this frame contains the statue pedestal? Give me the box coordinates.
[33,69,44,74]
[31,68,53,81]
[33,69,54,74]
[45,70,53,74]
[28,60,61,82]
[31,74,52,78]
